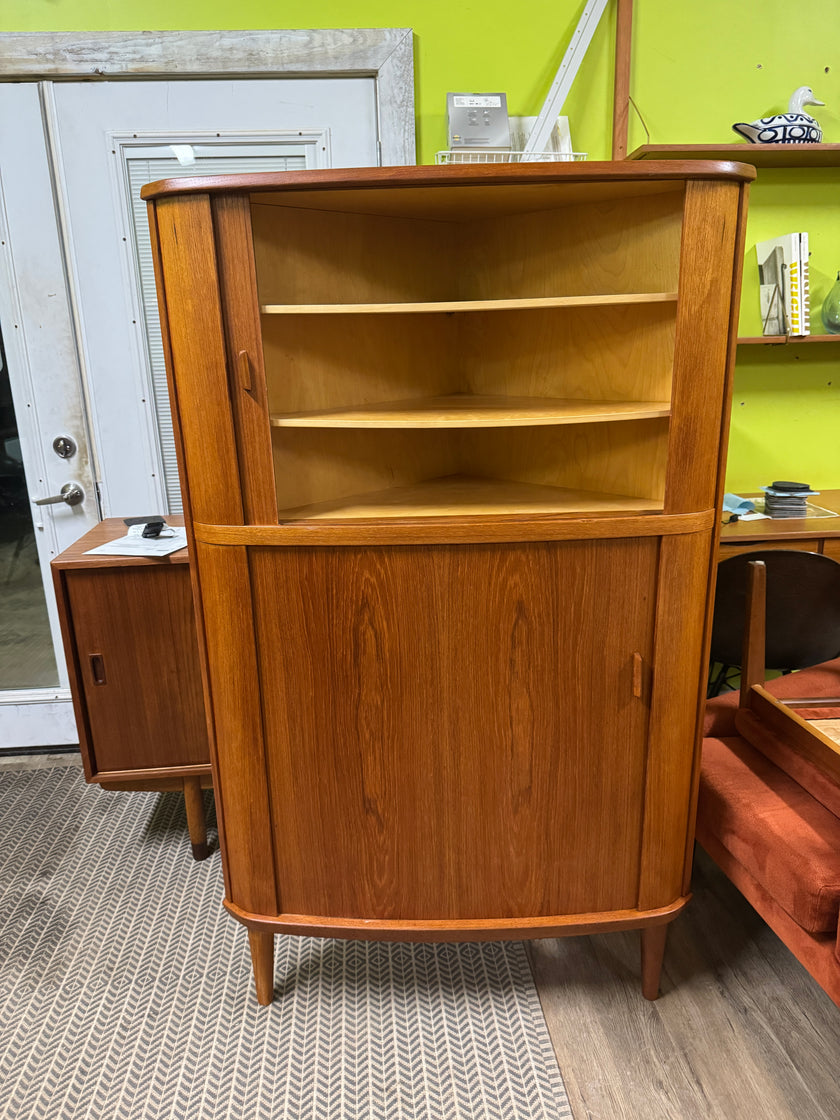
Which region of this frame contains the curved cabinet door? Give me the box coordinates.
[247,536,659,924]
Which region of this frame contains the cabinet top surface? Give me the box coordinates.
[52,516,188,569]
[140,159,755,201]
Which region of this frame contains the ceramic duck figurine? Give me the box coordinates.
[733,87,824,143]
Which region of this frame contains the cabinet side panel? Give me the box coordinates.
[251,539,657,923]
[150,196,244,526]
[638,530,712,909]
[194,541,277,916]
[665,182,742,513]
[212,195,277,524]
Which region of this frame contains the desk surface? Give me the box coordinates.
[720,490,840,545]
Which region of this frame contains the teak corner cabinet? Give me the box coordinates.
[143,161,753,1005]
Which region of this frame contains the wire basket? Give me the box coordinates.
[435,150,587,165]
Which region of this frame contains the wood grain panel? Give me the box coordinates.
[261,311,459,415]
[251,202,454,305]
[251,538,657,922]
[151,195,244,526]
[460,303,676,404]
[665,181,745,513]
[638,531,712,910]
[64,566,207,774]
[271,427,460,512]
[463,420,669,504]
[461,189,683,299]
[212,195,277,523]
[194,541,277,916]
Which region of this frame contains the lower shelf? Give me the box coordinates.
[277,473,663,521]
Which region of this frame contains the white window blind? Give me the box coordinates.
[126,149,307,511]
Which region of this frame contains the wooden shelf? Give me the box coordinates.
[270,394,672,429]
[260,293,678,315]
[739,331,840,344]
[276,473,662,520]
[628,143,840,168]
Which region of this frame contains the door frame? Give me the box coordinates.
[0,28,416,167]
[0,29,415,748]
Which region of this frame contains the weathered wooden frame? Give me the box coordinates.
[0,28,416,165]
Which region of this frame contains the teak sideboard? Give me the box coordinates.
[52,517,212,859]
[142,161,753,1004]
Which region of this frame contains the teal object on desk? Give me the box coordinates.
[722,493,755,515]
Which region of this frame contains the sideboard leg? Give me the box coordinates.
[182,777,209,861]
[640,923,669,1000]
[248,929,275,1005]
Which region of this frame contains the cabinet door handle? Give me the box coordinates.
[89,654,107,685]
[237,349,253,394]
[632,652,643,698]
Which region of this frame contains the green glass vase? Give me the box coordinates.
[821,272,840,334]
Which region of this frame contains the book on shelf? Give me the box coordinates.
[756,232,810,336]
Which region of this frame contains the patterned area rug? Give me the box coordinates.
[0,767,571,1119]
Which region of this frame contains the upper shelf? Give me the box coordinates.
[270,394,672,429]
[628,143,840,169]
[260,293,678,316]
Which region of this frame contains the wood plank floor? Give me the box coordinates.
[528,846,840,1120]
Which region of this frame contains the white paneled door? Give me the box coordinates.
[0,75,381,747]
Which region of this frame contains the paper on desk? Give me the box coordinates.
[84,526,188,558]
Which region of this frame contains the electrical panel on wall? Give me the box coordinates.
[447,93,511,150]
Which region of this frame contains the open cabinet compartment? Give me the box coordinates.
[251,180,684,520]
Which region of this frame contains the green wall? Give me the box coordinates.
[3,1,840,491]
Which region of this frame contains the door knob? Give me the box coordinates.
[34,482,85,507]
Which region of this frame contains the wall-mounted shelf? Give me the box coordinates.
[628,143,840,168]
[738,334,840,346]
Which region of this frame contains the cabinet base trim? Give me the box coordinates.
[223,897,690,942]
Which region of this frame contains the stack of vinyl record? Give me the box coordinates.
[761,480,818,518]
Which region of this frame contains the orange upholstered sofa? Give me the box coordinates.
[698,659,840,1007]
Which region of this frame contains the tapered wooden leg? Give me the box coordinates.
[248,929,275,1006]
[640,923,669,1000]
[182,777,209,861]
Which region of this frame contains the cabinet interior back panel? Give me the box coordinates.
[460,190,684,299]
[262,312,463,415]
[463,420,669,503]
[459,304,676,403]
[251,187,685,305]
[251,538,657,920]
[251,203,456,305]
[271,418,669,516]
[252,178,684,222]
[272,427,462,513]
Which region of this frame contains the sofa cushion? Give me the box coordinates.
[699,736,840,933]
[735,707,840,818]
